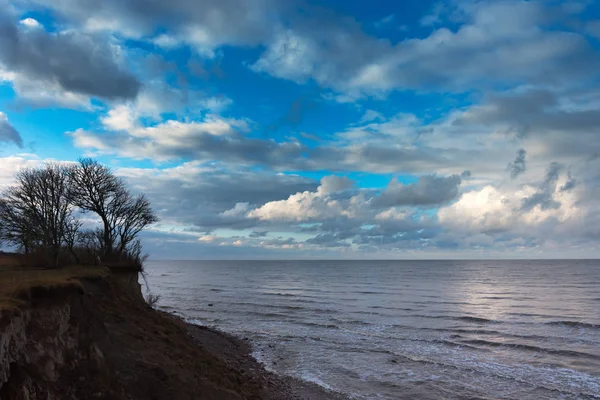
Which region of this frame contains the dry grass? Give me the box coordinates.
[0,255,109,311]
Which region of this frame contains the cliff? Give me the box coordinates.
[0,266,266,400]
[0,266,346,400]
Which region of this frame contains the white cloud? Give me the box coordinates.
[438,172,583,237]
[101,105,136,131]
[19,18,42,28]
[152,34,181,49]
[0,155,53,188]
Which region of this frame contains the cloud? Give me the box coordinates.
[20,0,599,103]
[116,161,318,232]
[438,163,584,241]
[249,230,268,238]
[28,0,289,56]
[70,106,511,177]
[372,174,463,208]
[247,177,354,222]
[244,173,463,248]
[71,116,308,165]
[253,1,598,97]
[0,112,23,147]
[508,149,527,179]
[19,17,41,28]
[520,162,564,212]
[318,175,354,194]
[0,11,140,102]
[0,155,52,188]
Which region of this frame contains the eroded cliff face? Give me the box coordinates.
[0,272,261,400]
[0,280,114,400]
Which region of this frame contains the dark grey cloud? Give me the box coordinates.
[521,162,563,211]
[0,12,140,100]
[455,89,600,139]
[372,174,463,208]
[305,233,351,247]
[508,148,527,179]
[249,230,268,238]
[0,113,23,147]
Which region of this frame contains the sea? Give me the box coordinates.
[142,260,600,400]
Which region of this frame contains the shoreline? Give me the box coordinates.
[184,320,349,400]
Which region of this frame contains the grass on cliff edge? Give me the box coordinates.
[0,254,108,311]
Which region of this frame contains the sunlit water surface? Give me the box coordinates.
[143,260,600,400]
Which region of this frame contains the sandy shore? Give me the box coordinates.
[186,323,349,400]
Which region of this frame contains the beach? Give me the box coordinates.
[186,323,347,400]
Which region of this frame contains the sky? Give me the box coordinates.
[1,0,600,259]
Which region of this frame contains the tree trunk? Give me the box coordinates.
[102,217,112,256]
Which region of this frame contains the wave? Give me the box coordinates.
[329,317,370,326]
[454,316,496,323]
[460,339,599,359]
[546,321,600,329]
[408,315,497,323]
[368,305,416,312]
[297,321,339,329]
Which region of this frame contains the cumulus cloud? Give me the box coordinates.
[0,112,23,147]
[243,172,465,250]
[0,11,140,102]
[247,177,354,222]
[438,163,584,243]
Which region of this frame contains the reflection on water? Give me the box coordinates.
[144,260,600,400]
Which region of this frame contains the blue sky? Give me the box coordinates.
[1,0,600,259]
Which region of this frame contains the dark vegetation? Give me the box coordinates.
[0,158,158,269]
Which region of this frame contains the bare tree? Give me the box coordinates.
[0,197,37,253]
[69,158,128,256]
[0,164,74,267]
[69,158,158,260]
[116,194,158,254]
